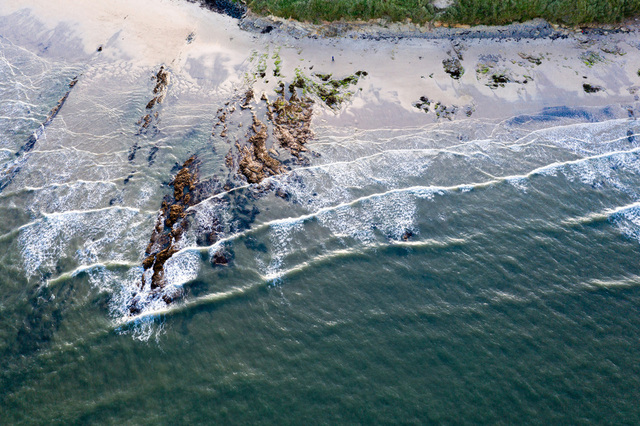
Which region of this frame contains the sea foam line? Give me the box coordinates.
[46,261,141,286]
[582,274,640,289]
[177,144,640,257]
[117,236,472,323]
[0,179,120,198]
[0,205,155,241]
[117,284,257,325]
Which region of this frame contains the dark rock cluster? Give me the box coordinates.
[136,66,170,135]
[129,156,220,314]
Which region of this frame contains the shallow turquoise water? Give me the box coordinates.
[2,12,640,424]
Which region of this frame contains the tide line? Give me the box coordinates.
[561,200,640,226]
[46,261,141,286]
[117,283,258,325]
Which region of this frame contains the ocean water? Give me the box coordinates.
[2,11,640,424]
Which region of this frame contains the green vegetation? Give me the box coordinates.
[476,63,492,79]
[489,73,510,88]
[272,47,283,77]
[580,51,605,67]
[248,0,435,24]
[444,0,640,25]
[245,0,640,26]
[256,53,268,78]
[282,69,368,109]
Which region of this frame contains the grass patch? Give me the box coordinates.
[245,0,640,26]
[444,0,640,25]
[247,0,435,24]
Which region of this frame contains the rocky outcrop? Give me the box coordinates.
[199,0,246,20]
[129,156,216,314]
[238,115,284,183]
[270,88,314,158]
[583,83,604,93]
[443,57,464,80]
[216,64,366,184]
[142,157,198,288]
[136,66,170,136]
[20,76,78,156]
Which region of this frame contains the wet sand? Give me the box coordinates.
[1,0,639,132]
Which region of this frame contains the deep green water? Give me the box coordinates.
[2,9,640,424]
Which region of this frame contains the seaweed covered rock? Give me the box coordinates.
[443,58,464,80]
[270,87,314,158]
[238,115,284,183]
[583,83,603,93]
[140,156,199,292]
[130,155,219,314]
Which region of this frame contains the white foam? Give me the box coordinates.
[163,249,201,288]
[18,206,150,278]
[611,204,640,244]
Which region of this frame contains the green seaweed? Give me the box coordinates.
[256,53,268,78]
[580,51,605,68]
[313,73,332,81]
[288,69,367,109]
[272,47,283,77]
[476,63,492,79]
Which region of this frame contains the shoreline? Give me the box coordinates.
[0,1,638,126]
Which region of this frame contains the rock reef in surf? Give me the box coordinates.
[20,76,78,156]
[130,156,215,314]
[130,54,368,313]
[219,63,365,184]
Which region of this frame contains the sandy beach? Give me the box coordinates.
[2,0,639,129]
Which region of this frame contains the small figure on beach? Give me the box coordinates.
[332,56,334,62]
